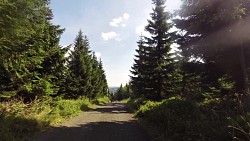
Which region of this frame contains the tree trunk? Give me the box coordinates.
[240,40,250,110]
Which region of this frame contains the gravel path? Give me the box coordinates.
[31,102,150,141]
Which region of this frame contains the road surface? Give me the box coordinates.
[31,102,150,141]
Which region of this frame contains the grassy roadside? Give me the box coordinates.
[92,96,111,105]
[126,97,250,141]
[0,96,110,141]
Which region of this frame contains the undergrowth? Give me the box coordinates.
[126,97,147,112]
[127,97,250,141]
[0,97,94,141]
[92,96,111,105]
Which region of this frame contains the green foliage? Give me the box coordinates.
[175,0,250,95]
[0,97,93,141]
[179,62,236,102]
[126,97,147,113]
[0,114,40,141]
[112,83,131,101]
[2,0,250,140]
[218,75,235,91]
[50,98,92,120]
[92,96,111,105]
[135,100,161,117]
[89,54,109,99]
[134,97,230,141]
[65,31,109,99]
[65,31,92,98]
[0,0,66,100]
[130,0,182,101]
[0,0,47,46]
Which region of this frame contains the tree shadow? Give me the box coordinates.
[0,113,49,141]
[80,103,92,111]
[31,121,150,141]
[92,102,130,114]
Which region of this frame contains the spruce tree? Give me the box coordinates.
[98,59,109,97]
[131,36,153,98]
[66,30,93,99]
[39,8,67,97]
[115,84,125,100]
[174,0,250,101]
[65,31,109,100]
[89,53,101,99]
[0,0,65,100]
[131,0,176,100]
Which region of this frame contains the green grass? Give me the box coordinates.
[0,97,94,141]
[121,98,130,103]
[127,97,232,141]
[92,96,111,105]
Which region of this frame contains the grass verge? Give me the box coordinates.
[126,97,250,141]
[0,97,94,141]
[92,96,111,105]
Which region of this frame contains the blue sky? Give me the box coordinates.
[50,0,182,87]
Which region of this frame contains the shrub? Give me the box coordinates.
[0,114,40,141]
[126,97,147,112]
[0,99,46,141]
[92,96,111,105]
[0,97,93,141]
[135,100,161,117]
[135,97,230,141]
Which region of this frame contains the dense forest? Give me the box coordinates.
[113,0,250,140]
[0,0,109,101]
[0,0,109,140]
[1,0,250,140]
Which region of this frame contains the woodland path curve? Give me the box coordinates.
[31,102,150,141]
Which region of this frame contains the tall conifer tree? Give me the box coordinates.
[66,30,93,99]
[174,0,250,102]
[0,0,65,100]
[89,53,101,99]
[131,0,176,100]
[131,36,153,98]
[98,59,109,97]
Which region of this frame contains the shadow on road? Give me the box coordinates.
[93,102,129,114]
[32,121,150,141]
[30,102,150,141]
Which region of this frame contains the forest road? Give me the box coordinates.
[31,102,150,141]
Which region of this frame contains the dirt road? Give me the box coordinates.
[31,102,150,141]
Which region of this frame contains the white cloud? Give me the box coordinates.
[123,13,130,20]
[109,13,130,27]
[121,24,126,27]
[109,17,123,27]
[101,31,121,41]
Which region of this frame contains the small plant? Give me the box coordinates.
[227,93,250,140]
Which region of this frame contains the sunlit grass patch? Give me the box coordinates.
[92,96,111,105]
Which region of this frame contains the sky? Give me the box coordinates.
[50,0,182,87]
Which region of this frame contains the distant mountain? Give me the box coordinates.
[109,87,119,94]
